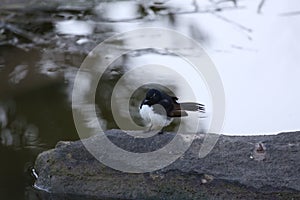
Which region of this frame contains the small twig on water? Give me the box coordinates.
[257,0,266,14]
[279,11,300,17]
[211,12,252,40]
[215,0,237,6]
[212,12,252,33]
[1,22,46,44]
[192,0,199,12]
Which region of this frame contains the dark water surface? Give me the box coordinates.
[0,1,107,199]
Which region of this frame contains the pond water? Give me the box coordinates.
[0,0,300,199]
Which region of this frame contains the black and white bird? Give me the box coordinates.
[139,89,205,133]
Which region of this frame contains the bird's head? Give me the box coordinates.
[141,89,162,106]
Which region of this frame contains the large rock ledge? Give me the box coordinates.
[34,130,300,199]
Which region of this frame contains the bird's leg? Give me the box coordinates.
[146,124,153,132]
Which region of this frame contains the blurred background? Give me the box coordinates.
[0,0,299,199]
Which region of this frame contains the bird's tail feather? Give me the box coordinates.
[179,102,205,113]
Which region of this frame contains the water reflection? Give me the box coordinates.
[23,124,39,147]
[55,20,95,35]
[94,1,143,22]
[8,64,28,85]
[0,100,41,149]
[1,129,12,146]
[0,106,8,129]
[70,28,212,134]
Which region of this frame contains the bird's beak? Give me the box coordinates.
[143,99,149,104]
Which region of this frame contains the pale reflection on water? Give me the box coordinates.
[0,100,41,149]
[71,28,213,135]
[9,64,28,85]
[94,1,142,21]
[55,20,95,36]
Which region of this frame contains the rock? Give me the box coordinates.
[34,130,300,199]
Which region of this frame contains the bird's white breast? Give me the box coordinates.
[139,105,172,130]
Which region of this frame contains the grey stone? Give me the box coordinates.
[34,130,300,199]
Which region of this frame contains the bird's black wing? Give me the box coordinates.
[153,97,186,117]
[156,98,173,116]
[169,96,188,117]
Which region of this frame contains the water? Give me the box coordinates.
[0,0,300,199]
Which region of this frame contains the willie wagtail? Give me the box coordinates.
[139,88,205,133]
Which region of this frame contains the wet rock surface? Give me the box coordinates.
[34,130,300,199]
